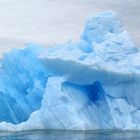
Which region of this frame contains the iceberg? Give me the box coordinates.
[0,11,140,131]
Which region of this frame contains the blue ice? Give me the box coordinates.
[0,12,140,131]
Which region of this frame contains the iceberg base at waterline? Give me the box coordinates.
[0,11,140,131]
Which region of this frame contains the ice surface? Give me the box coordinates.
[0,11,140,131]
[0,44,50,124]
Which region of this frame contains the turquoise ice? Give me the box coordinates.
[0,12,140,131]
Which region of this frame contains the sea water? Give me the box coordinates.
[0,130,140,140]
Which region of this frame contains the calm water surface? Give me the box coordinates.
[0,130,140,140]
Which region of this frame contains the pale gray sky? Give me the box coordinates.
[0,0,139,55]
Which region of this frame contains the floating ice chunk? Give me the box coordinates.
[0,11,140,131]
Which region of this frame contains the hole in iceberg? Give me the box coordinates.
[63,81,105,103]
[84,81,104,102]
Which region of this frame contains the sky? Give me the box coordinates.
[0,0,139,55]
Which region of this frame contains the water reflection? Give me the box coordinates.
[0,130,140,140]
